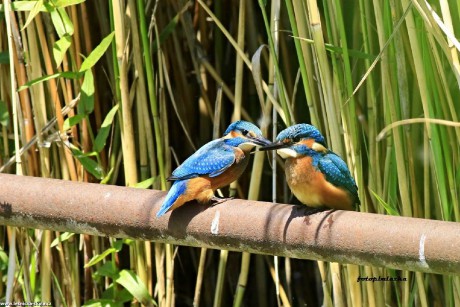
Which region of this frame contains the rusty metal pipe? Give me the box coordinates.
[0,173,458,275]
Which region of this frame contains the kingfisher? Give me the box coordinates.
[261,124,360,211]
[156,120,271,217]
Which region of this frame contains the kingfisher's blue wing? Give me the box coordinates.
[317,152,360,203]
[168,139,237,180]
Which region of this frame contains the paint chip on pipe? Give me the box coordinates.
[211,210,220,235]
[419,234,429,269]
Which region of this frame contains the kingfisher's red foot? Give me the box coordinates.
[296,205,326,216]
[210,196,234,206]
[305,207,328,215]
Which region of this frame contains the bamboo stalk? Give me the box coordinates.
[137,0,166,190]
[330,263,344,307]
[230,0,245,123]
[7,12,36,176]
[266,258,291,307]
[305,0,342,153]
[128,0,151,290]
[193,248,207,307]
[285,0,316,120]
[34,14,78,181]
[154,243,166,307]
[112,0,138,187]
[213,249,228,307]
[4,0,21,302]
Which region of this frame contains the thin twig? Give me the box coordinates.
[0,94,80,173]
[377,118,460,141]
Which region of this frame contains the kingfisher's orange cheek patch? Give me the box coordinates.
[298,139,315,148]
[283,138,291,144]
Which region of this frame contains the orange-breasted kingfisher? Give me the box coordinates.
[261,124,360,211]
[156,120,271,217]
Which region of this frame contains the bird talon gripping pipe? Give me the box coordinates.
[260,124,360,211]
[156,120,271,217]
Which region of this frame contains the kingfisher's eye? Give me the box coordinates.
[241,129,249,136]
[292,136,302,142]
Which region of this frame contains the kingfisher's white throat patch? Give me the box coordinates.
[238,142,257,151]
[277,148,299,159]
[312,142,327,152]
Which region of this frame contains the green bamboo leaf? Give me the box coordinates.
[53,0,85,7]
[112,239,124,251]
[69,145,103,180]
[63,114,85,131]
[50,232,75,248]
[133,177,157,189]
[105,287,133,304]
[98,285,133,304]
[0,250,8,270]
[121,238,134,246]
[94,104,119,152]
[93,261,119,279]
[83,240,123,268]
[79,32,115,72]
[0,1,82,13]
[151,4,188,51]
[21,0,44,30]
[77,151,98,158]
[5,1,46,12]
[75,156,103,179]
[0,100,9,127]
[17,71,81,91]
[79,69,94,115]
[56,7,74,36]
[47,3,74,38]
[100,167,114,184]
[53,35,72,67]
[370,189,400,216]
[53,36,72,66]
[115,270,156,306]
[82,299,123,307]
[84,247,118,268]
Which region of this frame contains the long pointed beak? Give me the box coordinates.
[258,141,289,151]
[247,135,273,147]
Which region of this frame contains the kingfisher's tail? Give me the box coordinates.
[156,180,188,217]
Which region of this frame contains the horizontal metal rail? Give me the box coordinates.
[0,173,458,275]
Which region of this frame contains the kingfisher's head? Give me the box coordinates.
[223,120,272,151]
[260,124,327,158]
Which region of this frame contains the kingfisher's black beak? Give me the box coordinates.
[258,141,290,151]
[248,135,272,147]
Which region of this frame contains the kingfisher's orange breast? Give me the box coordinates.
[285,156,355,210]
[209,147,249,190]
